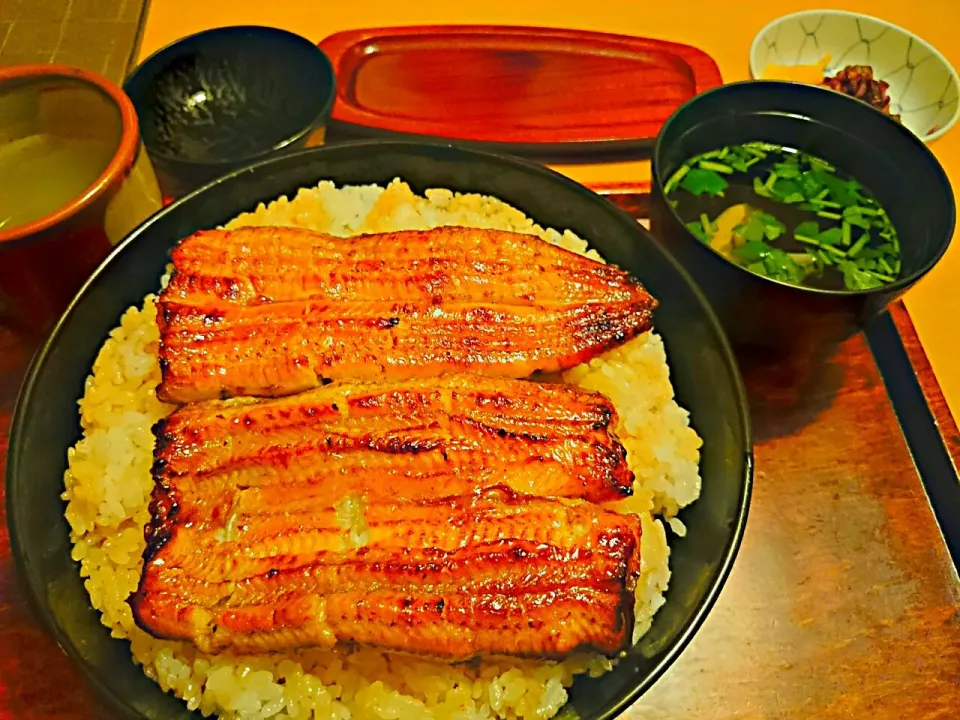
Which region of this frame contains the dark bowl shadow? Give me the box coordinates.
[739,338,847,442]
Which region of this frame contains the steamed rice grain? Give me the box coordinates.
[63,179,702,720]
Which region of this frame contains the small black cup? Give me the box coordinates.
[650,80,955,359]
[124,25,336,198]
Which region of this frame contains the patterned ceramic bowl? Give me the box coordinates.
[749,10,960,142]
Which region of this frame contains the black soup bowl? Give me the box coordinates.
[124,25,336,198]
[7,142,752,720]
[650,80,955,358]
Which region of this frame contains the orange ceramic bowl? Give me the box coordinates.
[0,64,162,337]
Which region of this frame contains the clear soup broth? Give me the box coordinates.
[664,142,902,291]
[0,133,115,233]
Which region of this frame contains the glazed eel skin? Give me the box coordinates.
[131,374,643,659]
[155,226,657,404]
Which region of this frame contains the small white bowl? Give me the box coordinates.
[749,10,960,142]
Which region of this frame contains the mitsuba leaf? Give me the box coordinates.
[680,168,728,197]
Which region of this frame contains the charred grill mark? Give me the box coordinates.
[592,405,615,431]
[201,309,226,326]
[143,483,179,563]
[151,418,172,454]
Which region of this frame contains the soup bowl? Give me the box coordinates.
[0,64,162,336]
[8,141,752,720]
[650,80,955,359]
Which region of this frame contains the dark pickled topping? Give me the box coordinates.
[822,65,902,123]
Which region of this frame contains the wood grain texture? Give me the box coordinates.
[318,26,722,146]
[0,279,957,716]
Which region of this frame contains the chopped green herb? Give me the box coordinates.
[811,169,858,207]
[817,227,844,246]
[733,211,777,243]
[847,232,871,258]
[788,252,817,267]
[664,164,690,195]
[757,211,786,240]
[743,141,781,153]
[814,199,842,209]
[838,260,888,290]
[774,161,802,179]
[815,249,835,266]
[821,244,848,258]
[732,241,770,263]
[686,220,712,244]
[699,149,726,160]
[759,247,809,284]
[795,234,823,248]
[734,219,762,243]
[699,213,716,235]
[698,160,734,174]
[732,242,809,284]
[680,167,728,197]
[771,178,805,203]
[753,176,773,199]
[665,142,900,291]
[805,154,835,172]
[842,206,872,229]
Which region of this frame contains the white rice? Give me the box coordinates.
[62,179,702,720]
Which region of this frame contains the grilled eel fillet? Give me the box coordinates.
[131,374,643,659]
[156,225,657,404]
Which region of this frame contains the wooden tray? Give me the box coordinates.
[1,198,958,719]
[318,25,722,159]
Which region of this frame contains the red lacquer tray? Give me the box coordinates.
[318,25,722,159]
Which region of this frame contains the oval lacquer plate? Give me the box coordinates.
[318,25,723,159]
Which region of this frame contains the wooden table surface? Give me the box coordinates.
[0,248,958,717]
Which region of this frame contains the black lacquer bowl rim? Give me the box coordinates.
[124,24,337,168]
[6,140,753,720]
